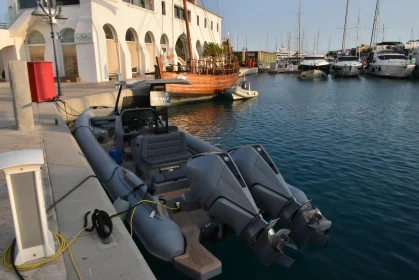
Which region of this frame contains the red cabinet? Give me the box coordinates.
[27,62,56,102]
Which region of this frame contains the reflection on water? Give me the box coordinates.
[169,98,257,147]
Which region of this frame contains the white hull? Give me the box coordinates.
[366,64,415,78]
[300,69,327,78]
[332,65,362,77]
[225,86,258,100]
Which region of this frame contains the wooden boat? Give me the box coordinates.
[155,0,240,102]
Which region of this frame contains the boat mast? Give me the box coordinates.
[341,0,350,54]
[297,0,301,57]
[370,0,380,48]
[356,9,360,58]
[313,36,316,53]
[317,29,320,53]
[328,34,331,53]
[182,0,194,73]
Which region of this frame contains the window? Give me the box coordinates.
[174,6,191,21]
[139,0,154,10]
[378,55,407,60]
[204,18,207,28]
[162,1,166,15]
[197,15,199,26]
[211,21,213,30]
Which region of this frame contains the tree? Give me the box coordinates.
[202,42,228,57]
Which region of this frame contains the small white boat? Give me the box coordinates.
[225,79,258,100]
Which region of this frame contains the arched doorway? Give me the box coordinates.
[60,28,79,78]
[145,32,155,71]
[27,31,45,61]
[175,35,188,64]
[160,34,169,55]
[196,40,202,59]
[126,28,139,76]
[103,24,119,77]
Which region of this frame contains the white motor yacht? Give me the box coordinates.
[298,54,331,78]
[365,42,415,78]
[332,56,363,77]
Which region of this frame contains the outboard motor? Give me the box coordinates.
[187,152,296,267]
[240,80,251,91]
[229,145,331,247]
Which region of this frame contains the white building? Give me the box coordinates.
[405,40,419,50]
[0,0,222,82]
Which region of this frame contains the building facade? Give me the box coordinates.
[0,0,222,82]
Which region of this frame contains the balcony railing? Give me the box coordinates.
[165,55,240,75]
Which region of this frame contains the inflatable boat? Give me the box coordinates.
[74,79,331,279]
[224,78,258,100]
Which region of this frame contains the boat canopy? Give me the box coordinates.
[376,42,403,46]
[116,79,192,89]
[337,56,359,62]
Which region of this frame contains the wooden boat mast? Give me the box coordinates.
[182,0,194,74]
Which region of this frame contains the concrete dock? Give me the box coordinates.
[0,82,156,280]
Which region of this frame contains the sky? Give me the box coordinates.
[203,0,419,54]
[1,0,418,54]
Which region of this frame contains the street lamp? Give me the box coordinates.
[31,1,68,97]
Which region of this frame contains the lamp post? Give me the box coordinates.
[31,1,67,97]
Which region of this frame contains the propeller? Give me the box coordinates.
[268,229,298,254]
[304,208,332,231]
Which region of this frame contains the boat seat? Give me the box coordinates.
[131,131,192,179]
[145,169,189,195]
[152,169,188,184]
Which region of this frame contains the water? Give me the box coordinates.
[144,74,419,280]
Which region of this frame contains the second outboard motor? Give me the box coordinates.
[240,80,251,91]
[229,145,331,247]
[187,152,296,267]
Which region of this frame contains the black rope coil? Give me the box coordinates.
[84,209,113,239]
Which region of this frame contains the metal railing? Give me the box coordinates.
[0,23,9,29]
[165,55,240,75]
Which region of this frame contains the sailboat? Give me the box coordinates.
[156,0,240,103]
[331,0,363,77]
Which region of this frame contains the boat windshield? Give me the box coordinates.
[338,56,359,62]
[304,57,324,60]
[377,55,407,60]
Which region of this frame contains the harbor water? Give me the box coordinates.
[142,74,419,279]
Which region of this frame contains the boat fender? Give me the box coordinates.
[378,66,381,72]
[372,67,375,72]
